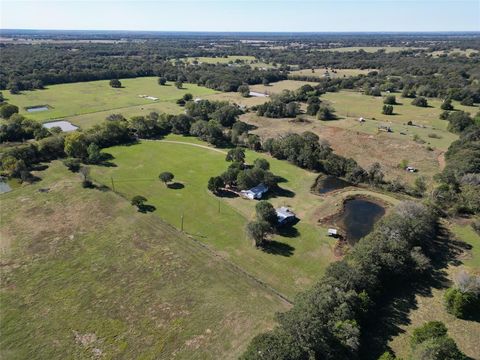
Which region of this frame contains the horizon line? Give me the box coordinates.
[1,28,479,34]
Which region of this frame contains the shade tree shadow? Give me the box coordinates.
[262,240,295,257]
[137,204,156,213]
[359,224,473,360]
[277,225,300,238]
[265,186,295,199]
[167,182,185,190]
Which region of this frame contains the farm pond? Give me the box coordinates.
[313,176,351,194]
[26,105,50,113]
[336,197,386,243]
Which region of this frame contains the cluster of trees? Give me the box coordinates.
[444,270,480,319]
[0,118,131,180]
[380,321,468,360]
[0,113,52,142]
[254,84,336,120]
[246,201,279,247]
[208,149,278,194]
[242,201,438,359]
[432,111,480,214]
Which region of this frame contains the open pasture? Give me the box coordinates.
[320,91,478,149]
[242,112,443,185]
[7,77,219,122]
[91,135,338,298]
[202,91,270,108]
[250,80,317,95]
[0,162,288,359]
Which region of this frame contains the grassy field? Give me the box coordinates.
[321,90,479,150]
[202,92,270,108]
[6,77,219,123]
[90,135,340,298]
[290,68,374,78]
[250,80,317,95]
[451,222,480,271]
[0,162,288,359]
[317,46,424,53]
[242,112,443,185]
[67,102,185,129]
[387,221,480,360]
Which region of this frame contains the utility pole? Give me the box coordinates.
[181,213,184,232]
[111,176,115,192]
[218,200,221,213]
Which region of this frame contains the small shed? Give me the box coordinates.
[276,207,296,225]
[240,183,269,200]
[328,228,339,237]
[358,117,365,123]
[406,166,417,173]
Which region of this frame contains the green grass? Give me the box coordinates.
[6,77,219,123]
[91,135,338,298]
[67,102,185,129]
[250,80,317,95]
[321,90,478,150]
[0,162,287,359]
[451,223,480,271]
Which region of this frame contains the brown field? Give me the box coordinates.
[241,113,442,185]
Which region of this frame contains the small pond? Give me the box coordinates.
[43,120,78,132]
[337,198,385,243]
[313,176,351,194]
[26,105,50,113]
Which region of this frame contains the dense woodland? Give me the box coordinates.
[1,32,479,102]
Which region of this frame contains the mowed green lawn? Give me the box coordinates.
[321,91,479,149]
[91,135,337,298]
[6,77,219,123]
[0,162,287,359]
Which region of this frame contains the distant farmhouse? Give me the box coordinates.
[240,183,269,200]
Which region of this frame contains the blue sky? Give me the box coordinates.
[1,0,479,32]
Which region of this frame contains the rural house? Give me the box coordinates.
[240,183,269,200]
[276,207,296,225]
